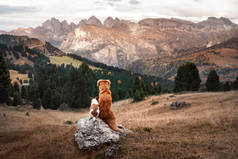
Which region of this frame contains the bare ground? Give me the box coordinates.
[0,91,238,159]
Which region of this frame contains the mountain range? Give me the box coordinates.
[1,16,238,81]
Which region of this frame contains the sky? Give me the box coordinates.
[0,0,238,31]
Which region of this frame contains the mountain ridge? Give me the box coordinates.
[1,16,238,82]
[127,36,238,82]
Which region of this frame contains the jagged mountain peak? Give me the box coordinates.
[88,16,102,26]
[104,17,121,28]
[201,17,235,26]
[78,16,102,26]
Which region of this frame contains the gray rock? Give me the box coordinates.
[74,117,132,151]
[28,105,33,109]
[105,144,120,157]
[170,101,188,109]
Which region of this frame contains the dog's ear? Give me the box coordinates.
[89,97,93,101]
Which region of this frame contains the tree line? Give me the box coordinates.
[173,62,238,92]
[1,51,237,108]
[0,52,163,108]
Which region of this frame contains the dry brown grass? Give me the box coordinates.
[0,91,238,159]
[113,91,238,159]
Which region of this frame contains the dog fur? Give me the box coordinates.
[89,97,100,120]
[97,79,123,133]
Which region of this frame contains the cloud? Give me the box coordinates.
[0,5,38,14]
[0,0,238,31]
[129,0,140,5]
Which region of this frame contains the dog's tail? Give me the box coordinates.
[105,119,123,133]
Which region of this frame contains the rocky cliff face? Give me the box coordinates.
[60,16,238,69]
[9,18,78,47]
[59,25,157,67]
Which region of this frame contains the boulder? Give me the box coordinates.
[170,101,188,110]
[104,144,120,157]
[74,117,132,151]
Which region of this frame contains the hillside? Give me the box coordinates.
[127,37,238,82]
[0,34,64,68]
[0,91,237,159]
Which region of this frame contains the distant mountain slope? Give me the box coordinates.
[2,16,238,69]
[9,18,78,47]
[0,34,64,67]
[0,34,172,88]
[127,37,238,82]
[60,17,238,68]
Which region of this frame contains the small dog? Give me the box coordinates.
[89,97,100,120]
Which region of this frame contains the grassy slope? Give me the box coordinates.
[49,56,99,70]
[0,91,238,159]
[9,70,29,86]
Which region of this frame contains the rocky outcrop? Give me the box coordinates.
[170,101,188,110]
[74,117,132,151]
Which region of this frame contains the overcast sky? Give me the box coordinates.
[0,0,237,31]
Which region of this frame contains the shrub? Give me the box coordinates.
[151,100,159,105]
[143,127,152,132]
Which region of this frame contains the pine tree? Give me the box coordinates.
[51,90,61,109]
[13,91,22,106]
[14,82,20,93]
[42,88,52,108]
[223,81,231,92]
[132,76,146,101]
[154,83,162,94]
[66,63,96,108]
[9,84,14,97]
[174,62,201,92]
[206,69,220,91]
[28,83,41,109]
[134,90,143,101]
[232,76,238,90]
[0,52,11,103]
[21,86,27,99]
[28,72,32,78]
[32,98,41,110]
